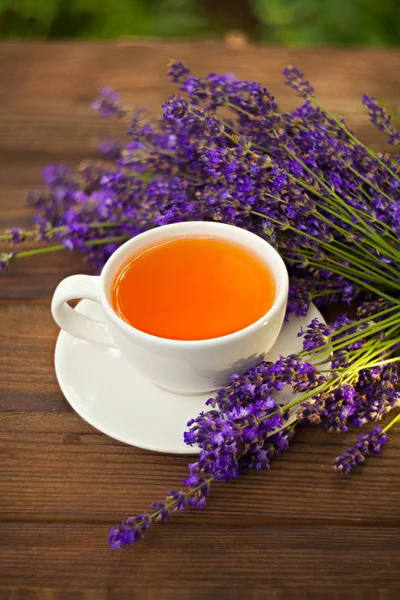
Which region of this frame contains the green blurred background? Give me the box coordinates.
[1,0,399,45]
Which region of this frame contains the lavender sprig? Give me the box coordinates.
[362,95,400,146]
[109,478,212,549]
[332,426,389,474]
[333,411,400,475]
[110,421,295,548]
[110,303,400,547]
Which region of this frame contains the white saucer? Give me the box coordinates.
[55,300,325,454]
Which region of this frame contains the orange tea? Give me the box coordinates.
[111,236,275,341]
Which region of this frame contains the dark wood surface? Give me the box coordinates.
[0,41,400,598]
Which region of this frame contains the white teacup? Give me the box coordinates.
[51,221,288,394]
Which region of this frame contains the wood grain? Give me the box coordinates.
[0,41,400,595]
[1,411,399,524]
[1,523,399,589]
[0,593,398,600]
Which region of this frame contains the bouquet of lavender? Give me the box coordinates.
[1,62,400,548]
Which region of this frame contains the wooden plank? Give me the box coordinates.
[0,591,398,600]
[0,43,398,157]
[0,254,91,300]
[0,412,399,523]
[0,523,399,589]
[0,42,399,110]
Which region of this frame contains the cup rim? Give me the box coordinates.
[99,221,288,347]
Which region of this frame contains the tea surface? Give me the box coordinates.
[112,236,275,340]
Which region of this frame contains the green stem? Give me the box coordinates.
[312,192,400,261]
[300,306,399,358]
[340,325,400,369]
[347,334,400,370]
[286,150,400,261]
[266,377,342,421]
[362,357,400,370]
[298,247,398,288]
[260,209,397,289]
[299,161,400,261]
[223,125,400,265]
[235,200,400,302]
[326,305,396,335]
[224,99,400,253]
[344,186,400,244]
[250,203,400,292]
[348,164,398,208]
[15,245,65,258]
[301,314,400,363]
[0,231,35,241]
[220,115,400,268]
[83,236,127,247]
[328,235,400,281]
[1,221,126,242]
[311,288,342,299]
[235,112,400,261]
[312,98,400,185]
[316,205,400,264]
[139,478,214,527]
[382,412,400,434]
[291,257,400,305]
[355,184,400,238]
[14,235,127,259]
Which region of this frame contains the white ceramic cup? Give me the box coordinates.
[51,221,288,394]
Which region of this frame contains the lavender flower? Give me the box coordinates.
[324,385,358,433]
[167,60,190,83]
[283,66,315,98]
[287,283,312,317]
[4,62,400,297]
[109,513,152,549]
[239,427,294,470]
[98,139,124,160]
[352,365,400,427]
[109,356,306,548]
[297,398,327,425]
[363,95,400,145]
[41,164,71,186]
[356,298,390,319]
[92,87,127,118]
[5,227,25,246]
[0,252,15,272]
[109,478,211,548]
[332,426,389,474]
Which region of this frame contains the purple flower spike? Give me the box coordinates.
[92,87,126,118]
[5,227,25,246]
[362,95,400,145]
[0,252,15,272]
[98,138,124,160]
[332,426,389,474]
[108,515,150,549]
[287,284,312,318]
[167,60,190,83]
[283,66,315,98]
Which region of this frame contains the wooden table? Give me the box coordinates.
[0,41,399,598]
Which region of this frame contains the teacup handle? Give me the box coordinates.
[51,274,116,347]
